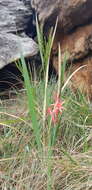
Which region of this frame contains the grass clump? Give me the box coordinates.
[0,19,92,190]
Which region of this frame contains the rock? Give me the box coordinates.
[52,56,92,99]
[52,23,92,100]
[67,59,92,100]
[0,0,32,33]
[31,0,92,33]
[0,33,38,69]
[0,0,38,70]
[31,0,59,29]
[52,24,92,65]
[32,0,92,99]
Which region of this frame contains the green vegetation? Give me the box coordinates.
[0,20,92,190]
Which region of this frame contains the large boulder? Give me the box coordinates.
[0,33,38,69]
[0,0,31,33]
[32,0,92,100]
[0,0,38,69]
[32,0,92,33]
[52,24,92,68]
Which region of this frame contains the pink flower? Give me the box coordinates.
[47,95,64,124]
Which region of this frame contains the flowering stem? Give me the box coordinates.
[57,44,62,98]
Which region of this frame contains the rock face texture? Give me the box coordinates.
[32,0,92,33]
[0,33,38,69]
[0,0,31,33]
[0,0,38,69]
[53,24,92,62]
[32,0,92,99]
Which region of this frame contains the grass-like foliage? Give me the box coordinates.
[0,19,92,190]
[20,55,42,150]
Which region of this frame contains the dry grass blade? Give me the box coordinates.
[61,65,87,92]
